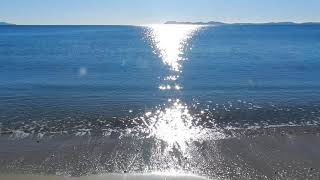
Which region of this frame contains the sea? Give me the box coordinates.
[0,24,320,179]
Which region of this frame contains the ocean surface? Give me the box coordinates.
[1,25,320,132]
[0,24,320,178]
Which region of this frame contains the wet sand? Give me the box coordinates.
[0,174,208,180]
[0,126,320,179]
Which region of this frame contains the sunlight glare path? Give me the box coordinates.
[146,24,203,72]
[140,25,226,153]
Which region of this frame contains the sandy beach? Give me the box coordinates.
[0,174,208,180]
[0,126,319,179]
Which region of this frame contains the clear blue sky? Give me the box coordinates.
[1,0,319,25]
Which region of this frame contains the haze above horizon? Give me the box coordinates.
[1,0,320,25]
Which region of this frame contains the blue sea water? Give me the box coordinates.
[0,25,320,134]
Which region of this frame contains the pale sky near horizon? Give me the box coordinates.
[1,0,319,25]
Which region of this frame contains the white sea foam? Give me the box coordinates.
[75,129,91,136]
[9,130,30,140]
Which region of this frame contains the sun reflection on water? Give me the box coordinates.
[146,24,203,72]
[133,24,226,174]
[140,24,225,152]
[139,99,225,152]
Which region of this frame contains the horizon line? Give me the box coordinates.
[2,21,320,26]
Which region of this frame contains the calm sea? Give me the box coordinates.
[0,25,320,135]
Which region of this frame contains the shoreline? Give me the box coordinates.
[0,173,208,180]
[0,125,319,179]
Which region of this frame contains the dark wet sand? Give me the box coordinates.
[0,174,207,180]
[0,127,320,180]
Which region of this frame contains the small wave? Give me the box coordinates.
[9,130,30,140]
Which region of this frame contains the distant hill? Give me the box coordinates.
[0,22,15,25]
[164,21,320,26]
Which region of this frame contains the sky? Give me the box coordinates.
[1,0,320,25]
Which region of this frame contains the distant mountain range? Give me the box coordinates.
[0,22,15,25]
[165,21,320,25]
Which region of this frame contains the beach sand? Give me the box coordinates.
[0,174,208,180]
[0,126,320,179]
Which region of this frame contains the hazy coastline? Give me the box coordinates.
[164,21,320,26]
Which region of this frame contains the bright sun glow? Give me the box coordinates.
[146,24,203,72]
[138,24,225,155]
[139,99,226,154]
[143,100,206,150]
